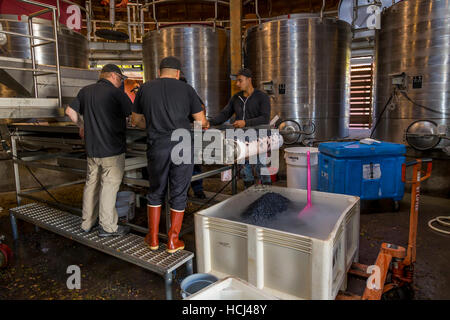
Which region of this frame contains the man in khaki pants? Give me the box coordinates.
[66,64,132,237]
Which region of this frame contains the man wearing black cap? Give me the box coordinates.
[65,64,132,237]
[131,56,209,254]
[209,67,272,187]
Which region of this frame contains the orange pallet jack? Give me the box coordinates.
[337,158,432,300]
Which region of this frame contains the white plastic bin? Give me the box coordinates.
[194,185,360,300]
[284,147,319,190]
[185,277,278,300]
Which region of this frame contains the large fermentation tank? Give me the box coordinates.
[373,0,450,149]
[0,15,89,69]
[142,25,230,118]
[245,14,352,142]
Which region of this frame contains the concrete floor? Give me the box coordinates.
[0,179,449,300]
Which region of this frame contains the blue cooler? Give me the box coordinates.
[318,141,406,202]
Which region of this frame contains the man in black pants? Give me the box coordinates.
[132,57,209,253]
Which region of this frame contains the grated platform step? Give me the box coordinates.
[9,203,194,299]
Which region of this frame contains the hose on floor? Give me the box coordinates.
[428,216,450,235]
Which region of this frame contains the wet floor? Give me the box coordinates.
[347,195,450,299]
[0,179,449,300]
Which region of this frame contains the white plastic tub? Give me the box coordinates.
[185,277,278,300]
[194,185,360,300]
[284,147,319,190]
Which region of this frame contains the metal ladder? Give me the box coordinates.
[351,0,378,59]
[350,0,399,57]
[349,0,380,129]
[0,0,62,108]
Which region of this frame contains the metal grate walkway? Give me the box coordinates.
[9,203,194,300]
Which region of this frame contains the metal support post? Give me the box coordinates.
[27,18,38,98]
[164,271,173,300]
[230,0,242,96]
[11,135,20,240]
[232,163,238,194]
[51,9,63,108]
[10,213,19,241]
[186,259,193,275]
[11,135,21,205]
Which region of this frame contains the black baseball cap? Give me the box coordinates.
[101,64,127,79]
[230,67,252,80]
[159,56,182,71]
[238,68,252,78]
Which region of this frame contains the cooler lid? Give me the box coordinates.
[318,141,406,158]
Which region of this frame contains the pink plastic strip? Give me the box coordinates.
[307,150,312,208]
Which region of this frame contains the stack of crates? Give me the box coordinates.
[318,141,406,207]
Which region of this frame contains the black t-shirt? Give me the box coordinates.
[189,95,205,123]
[69,78,132,158]
[132,78,203,139]
[209,89,271,127]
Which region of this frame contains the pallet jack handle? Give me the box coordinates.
[402,158,432,267]
[342,158,434,300]
[402,158,432,183]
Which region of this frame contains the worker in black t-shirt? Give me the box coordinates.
[209,68,272,188]
[65,64,132,237]
[131,56,209,254]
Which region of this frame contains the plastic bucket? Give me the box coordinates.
[116,205,129,221]
[117,191,135,204]
[284,147,319,190]
[180,273,219,299]
[116,191,135,220]
[115,200,128,208]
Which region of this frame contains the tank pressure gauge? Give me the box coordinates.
[262,81,274,95]
[391,73,407,90]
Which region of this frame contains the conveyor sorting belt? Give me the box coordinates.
[9,203,194,300]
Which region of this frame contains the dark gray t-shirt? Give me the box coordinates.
[69,79,132,158]
[132,78,203,140]
[209,89,271,127]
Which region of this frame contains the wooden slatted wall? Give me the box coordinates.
[350,63,374,128]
